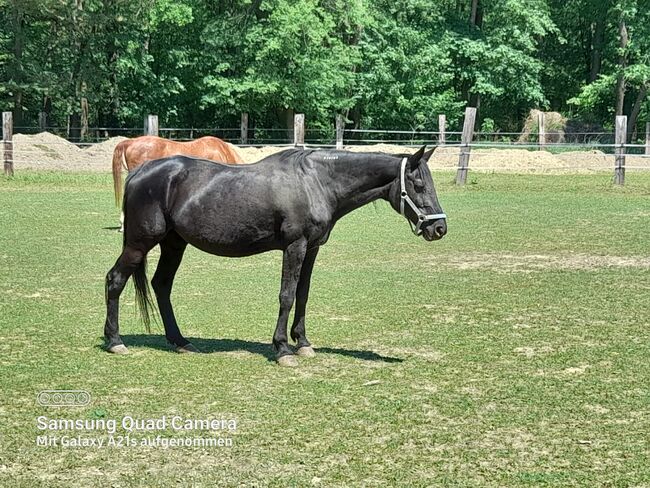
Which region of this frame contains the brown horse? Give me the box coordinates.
[112,136,244,207]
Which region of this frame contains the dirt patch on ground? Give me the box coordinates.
[437,253,650,273]
[3,132,650,173]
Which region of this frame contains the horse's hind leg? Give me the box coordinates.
[151,232,197,353]
[290,246,320,357]
[104,246,146,354]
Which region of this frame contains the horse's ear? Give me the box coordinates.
[408,146,426,170]
[423,148,434,161]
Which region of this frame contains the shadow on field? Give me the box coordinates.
[120,334,403,363]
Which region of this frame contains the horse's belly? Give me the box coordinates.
[173,216,280,257]
[183,233,280,257]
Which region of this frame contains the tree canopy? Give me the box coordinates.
[1,0,648,138]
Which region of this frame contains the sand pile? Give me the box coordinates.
[2,132,648,173]
[425,146,650,173]
[84,136,128,160]
[0,132,81,169]
[0,132,127,171]
[236,145,289,163]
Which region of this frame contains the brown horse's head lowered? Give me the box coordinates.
[112,136,244,206]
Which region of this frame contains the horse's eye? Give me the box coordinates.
[414,179,424,190]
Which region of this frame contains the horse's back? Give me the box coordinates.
[192,136,243,163]
[123,136,243,170]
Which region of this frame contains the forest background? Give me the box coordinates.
[1,0,648,141]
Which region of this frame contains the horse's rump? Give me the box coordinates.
[111,136,244,207]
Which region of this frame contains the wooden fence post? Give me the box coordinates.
[3,112,13,176]
[145,114,159,137]
[645,121,650,155]
[336,114,344,149]
[240,112,249,145]
[614,115,627,185]
[438,114,446,146]
[455,107,477,185]
[538,111,546,150]
[294,113,305,146]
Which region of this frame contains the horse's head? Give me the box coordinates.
[389,146,447,241]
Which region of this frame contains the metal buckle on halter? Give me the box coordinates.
[399,157,446,235]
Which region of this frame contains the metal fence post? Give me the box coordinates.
[336,115,344,149]
[38,111,47,131]
[538,111,546,150]
[614,115,627,185]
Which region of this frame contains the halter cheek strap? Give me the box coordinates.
[399,157,447,235]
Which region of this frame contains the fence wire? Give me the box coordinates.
[3,126,650,174]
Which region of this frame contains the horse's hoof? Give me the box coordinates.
[277,355,299,368]
[107,344,129,355]
[296,346,316,357]
[176,343,200,354]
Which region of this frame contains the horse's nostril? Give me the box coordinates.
[434,224,446,237]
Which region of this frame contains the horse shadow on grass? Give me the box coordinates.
[119,334,403,364]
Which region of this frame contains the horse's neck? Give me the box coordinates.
[322,154,399,219]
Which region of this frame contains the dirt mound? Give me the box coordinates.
[0,131,120,171]
[346,143,411,155]
[236,145,289,163]
[3,134,649,173]
[0,132,81,169]
[85,136,128,156]
[427,146,648,173]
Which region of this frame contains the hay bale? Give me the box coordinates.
[519,109,566,144]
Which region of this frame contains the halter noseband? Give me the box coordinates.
[399,157,447,235]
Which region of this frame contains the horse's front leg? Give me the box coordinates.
[290,246,320,357]
[273,238,307,367]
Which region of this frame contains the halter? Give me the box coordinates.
[399,157,447,235]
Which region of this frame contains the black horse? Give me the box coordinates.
[103,146,447,366]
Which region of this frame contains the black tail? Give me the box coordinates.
[122,179,156,333]
[132,256,155,333]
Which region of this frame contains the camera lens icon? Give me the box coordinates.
[37,390,91,407]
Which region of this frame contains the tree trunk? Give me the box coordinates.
[470,0,478,25]
[589,16,605,82]
[615,18,628,116]
[10,1,25,125]
[469,0,482,28]
[627,85,648,141]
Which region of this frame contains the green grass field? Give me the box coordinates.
[1,171,649,487]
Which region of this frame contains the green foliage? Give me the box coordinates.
[480,117,495,132]
[0,0,648,132]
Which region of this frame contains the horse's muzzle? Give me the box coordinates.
[423,219,447,241]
